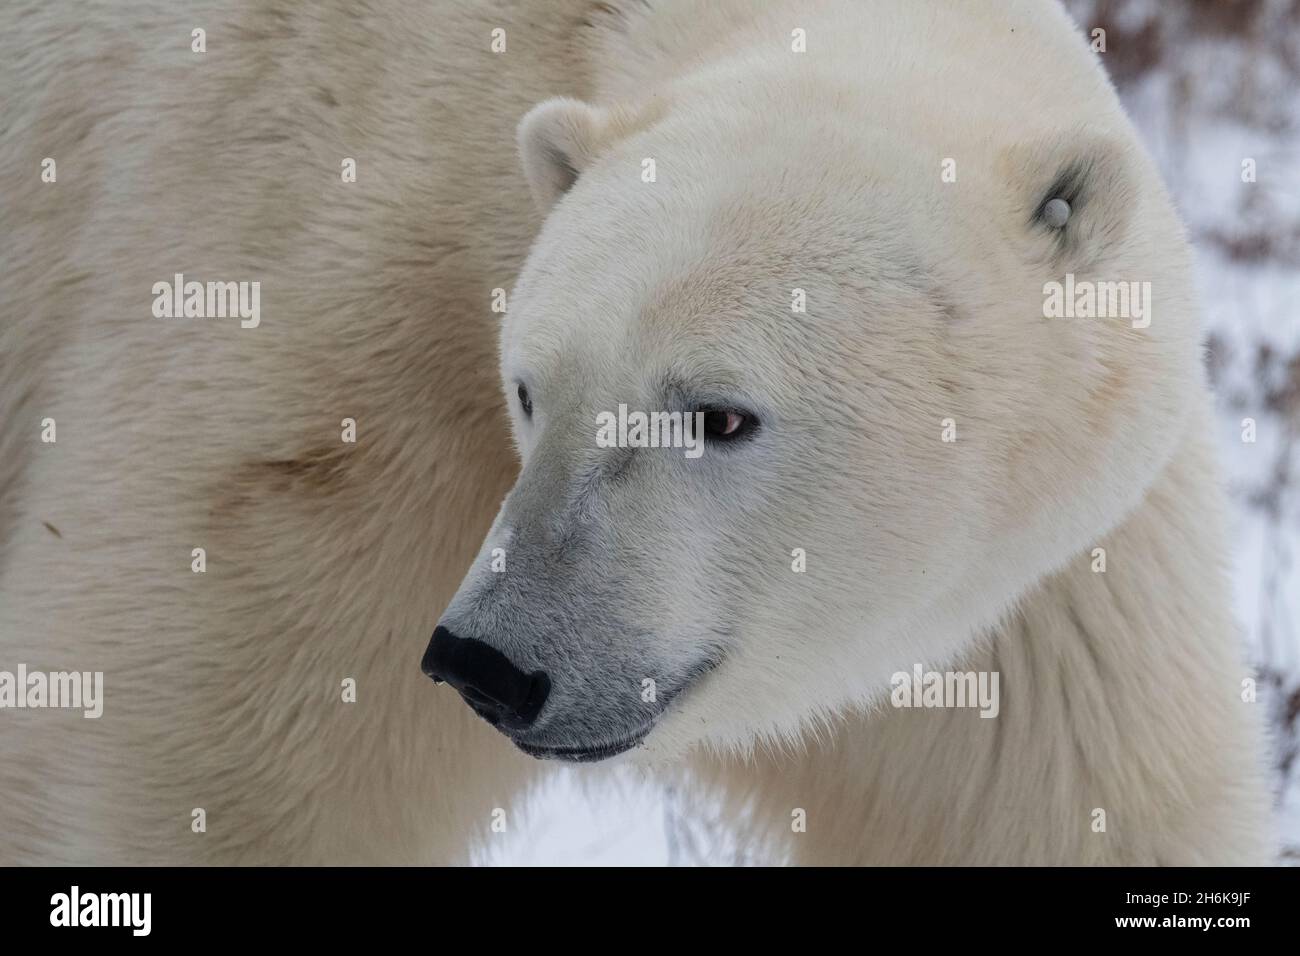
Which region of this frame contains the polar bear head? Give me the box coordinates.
[423,59,1202,761]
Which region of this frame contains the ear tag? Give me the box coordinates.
[1043,197,1071,228]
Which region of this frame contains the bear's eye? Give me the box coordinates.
[517,383,533,418]
[700,408,755,443]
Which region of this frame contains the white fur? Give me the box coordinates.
[0,0,561,864]
[0,0,1272,864]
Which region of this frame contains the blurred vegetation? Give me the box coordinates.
[1067,0,1300,860]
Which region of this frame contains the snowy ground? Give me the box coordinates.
[487,0,1300,865]
[476,769,671,866]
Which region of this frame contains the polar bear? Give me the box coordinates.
[0,0,1272,866]
[425,0,1274,863]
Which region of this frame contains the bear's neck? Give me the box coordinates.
[702,428,1272,863]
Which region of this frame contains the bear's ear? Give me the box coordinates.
[1002,129,1140,271]
[517,97,617,212]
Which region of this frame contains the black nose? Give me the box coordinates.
[421,625,550,731]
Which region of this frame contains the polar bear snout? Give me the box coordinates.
[421,625,551,732]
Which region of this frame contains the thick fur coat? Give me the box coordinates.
[0,0,1272,864]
